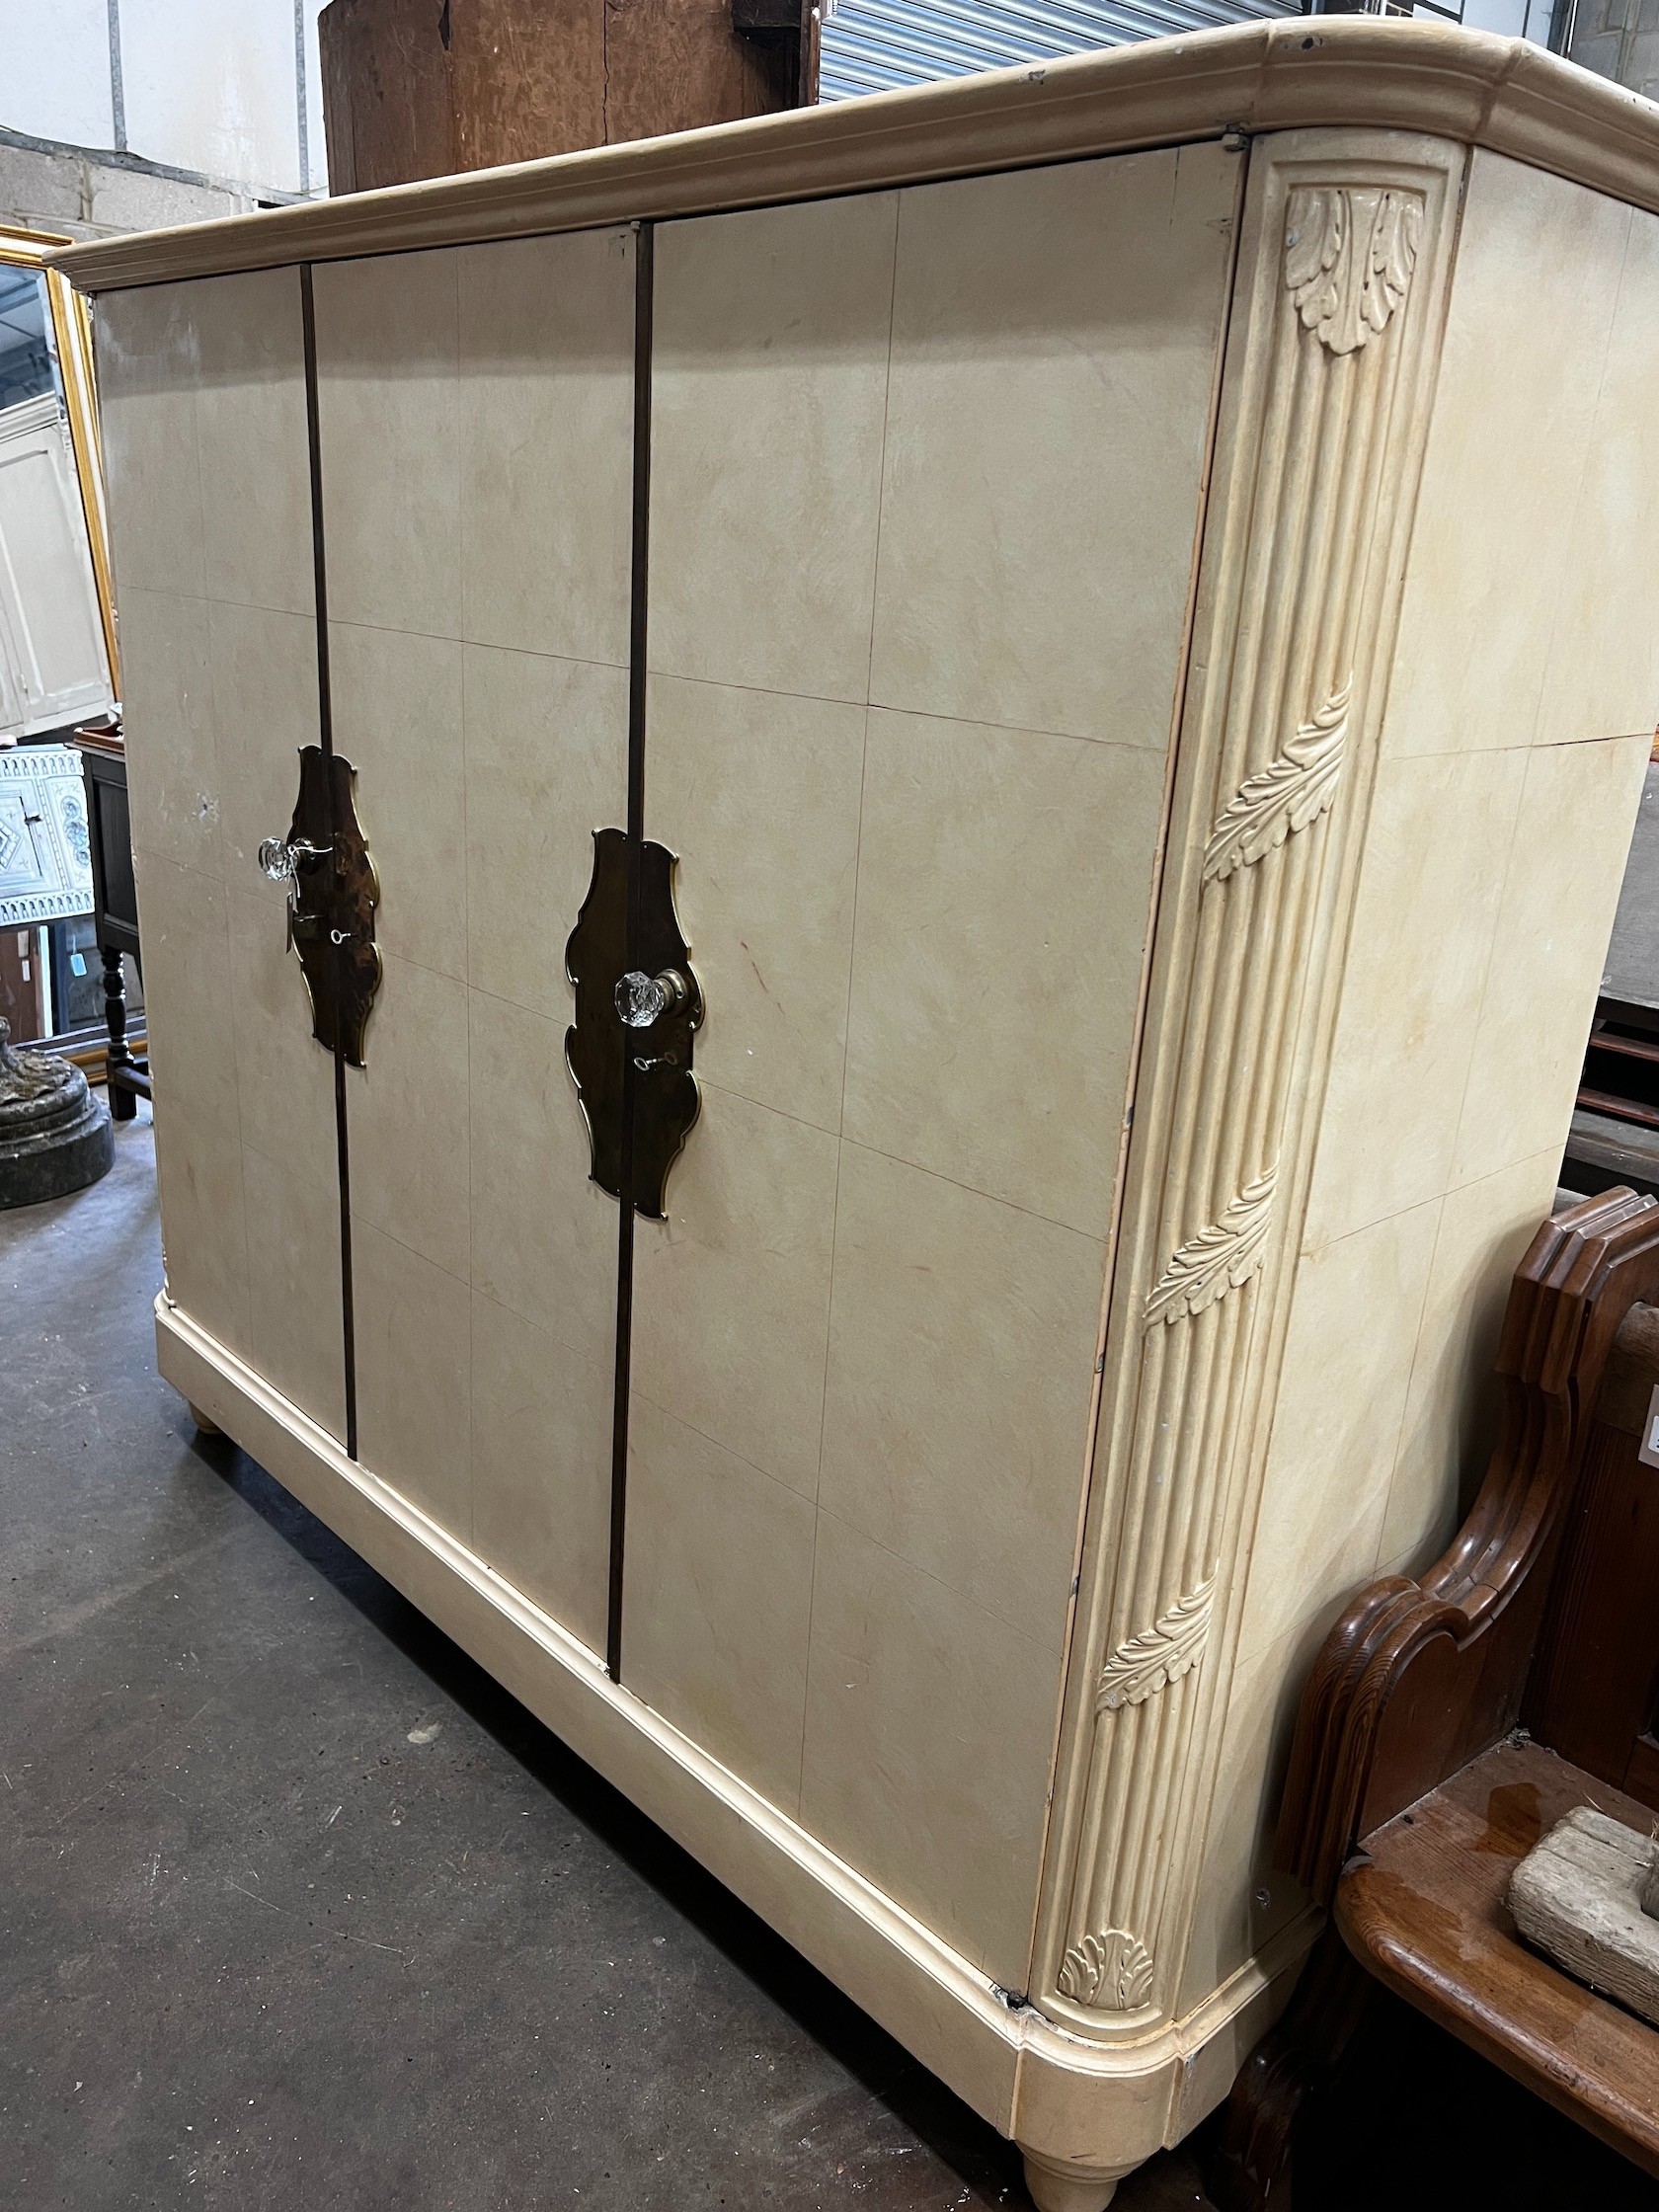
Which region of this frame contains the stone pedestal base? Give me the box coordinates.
[0,1021,115,1211]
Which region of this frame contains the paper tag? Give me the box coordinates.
[1640,1383,1659,1471]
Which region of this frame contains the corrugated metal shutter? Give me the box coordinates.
[819,0,1300,103]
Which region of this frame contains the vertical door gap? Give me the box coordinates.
[607,220,656,1684]
[300,262,358,1462]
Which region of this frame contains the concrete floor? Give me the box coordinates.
[0,1110,1217,2212]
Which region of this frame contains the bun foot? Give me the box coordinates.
[187,1400,222,1436]
[1021,2148,1135,2211]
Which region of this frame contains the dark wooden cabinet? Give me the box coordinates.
[76,727,148,1120]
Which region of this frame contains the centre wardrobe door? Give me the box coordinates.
[628,148,1236,1991]
[310,231,637,1658]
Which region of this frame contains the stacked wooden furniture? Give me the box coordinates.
[1564,760,1659,1201]
[1569,1002,1659,1201]
[1217,1188,1659,2207]
[58,24,1659,2208]
[1565,765,1659,1194]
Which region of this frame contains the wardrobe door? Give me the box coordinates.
[98,269,348,1443]
[310,229,636,1657]
[631,144,1236,1988]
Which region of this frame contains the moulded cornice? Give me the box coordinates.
[51,19,1659,295]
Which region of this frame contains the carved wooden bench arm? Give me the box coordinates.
[1277,1185,1659,1906]
[1210,1187,1659,2212]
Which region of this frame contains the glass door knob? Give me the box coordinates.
[615,969,690,1029]
[258,833,331,884]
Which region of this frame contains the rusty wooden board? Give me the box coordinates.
[320,0,797,192]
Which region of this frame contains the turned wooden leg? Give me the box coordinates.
[1206,1925,1372,2212]
[187,1401,222,1437]
[1020,2148,1139,2211]
[102,944,136,1121]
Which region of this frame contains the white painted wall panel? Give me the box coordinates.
[0,0,114,149]
[119,0,299,194]
[303,0,329,194]
[1461,0,1549,45]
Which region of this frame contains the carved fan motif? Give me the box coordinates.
[1285,187,1421,356]
[1057,1928,1155,2011]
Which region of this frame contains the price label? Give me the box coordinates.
[1640,1383,1659,1471]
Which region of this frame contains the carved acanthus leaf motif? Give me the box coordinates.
[1097,1576,1217,1712]
[1203,681,1351,885]
[1144,1167,1278,1329]
[1286,187,1421,356]
[1057,1928,1155,2011]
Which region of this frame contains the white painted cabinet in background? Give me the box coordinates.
[0,393,114,741]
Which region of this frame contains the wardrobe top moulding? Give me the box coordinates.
[50,17,1659,295]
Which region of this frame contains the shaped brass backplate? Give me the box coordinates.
[565,827,703,1221]
[266,746,381,1067]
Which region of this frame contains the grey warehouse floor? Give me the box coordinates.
[0,1109,1216,2212]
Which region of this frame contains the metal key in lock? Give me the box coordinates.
[261,832,331,958]
[614,968,692,1029]
[257,833,333,886]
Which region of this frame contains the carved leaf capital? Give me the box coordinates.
[1286,186,1421,356]
[1097,1576,1216,1712]
[1057,1927,1155,2011]
[1203,680,1351,885]
[1145,1167,1277,1329]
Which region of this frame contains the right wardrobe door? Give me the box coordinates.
[625,143,1239,1994]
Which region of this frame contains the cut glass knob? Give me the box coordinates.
[615,968,689,1029]
[259,833,331,884]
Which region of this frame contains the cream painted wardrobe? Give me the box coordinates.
[67,22,1659,2208]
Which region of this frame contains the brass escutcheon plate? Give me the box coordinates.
[565,827,702,1220]
[277,745,381,1067]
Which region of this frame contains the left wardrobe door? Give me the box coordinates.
[309,232,636,1659]
[99,271,349,1444]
